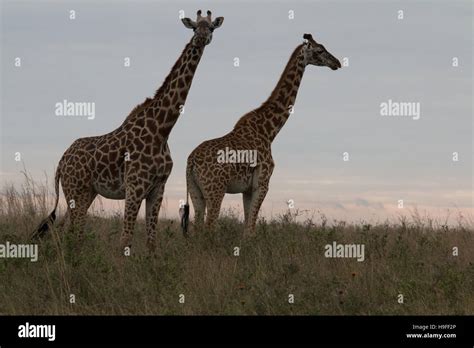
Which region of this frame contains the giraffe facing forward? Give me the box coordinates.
[181,33,341,236]
[33,10,224,252]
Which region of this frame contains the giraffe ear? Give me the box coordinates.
[182,18,197,29]
[212,17,224,29]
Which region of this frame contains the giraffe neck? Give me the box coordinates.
[154,40,205,139]
[122,39,205,140]
[233,44,306,143]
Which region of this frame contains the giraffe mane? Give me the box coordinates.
[122,39,194,123]
[127,97,154,117]
[233,43,304,128]
[263,43,304,105]
[153,40,193,99]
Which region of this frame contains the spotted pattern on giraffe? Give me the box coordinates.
[183,33,341,237]
[32,10,224,253]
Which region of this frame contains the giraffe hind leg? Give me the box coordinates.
[187,174,206,232]
[55,210,70,231]
[66,190,97,240]
[204,188,226,232]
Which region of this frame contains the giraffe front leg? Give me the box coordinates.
[243,191,252,224]
[145,180,167,253]
[120,188,144,254]
[243,165,273,237]
[243,185,269,237]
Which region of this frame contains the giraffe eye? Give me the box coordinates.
[210,27,214,32]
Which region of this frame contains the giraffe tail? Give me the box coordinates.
[30,166,61,240]
[180,199,190,237]
[179,160,192,237]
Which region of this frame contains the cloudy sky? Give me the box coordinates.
[1,0,472,223]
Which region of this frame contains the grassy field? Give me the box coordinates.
[0,177,473,315]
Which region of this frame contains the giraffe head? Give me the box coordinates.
[181,10,224,47]
[302,33,341,70]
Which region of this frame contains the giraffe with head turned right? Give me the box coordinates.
[181,33,341,236]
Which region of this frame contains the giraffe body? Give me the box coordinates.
[182,34,341,236]
[33,11,224,252]
[186,128,274,234]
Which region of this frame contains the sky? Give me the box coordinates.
[0,0,472,224]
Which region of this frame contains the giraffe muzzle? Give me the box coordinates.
[331,59,342,70]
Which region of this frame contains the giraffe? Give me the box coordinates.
[32,10,224,252]
[180,33,341,236]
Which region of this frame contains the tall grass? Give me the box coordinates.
[0,176,473,315]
